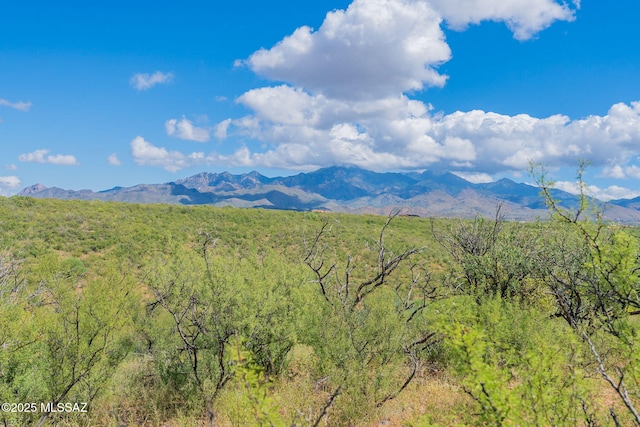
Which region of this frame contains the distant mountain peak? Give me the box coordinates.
[18,183,47,196]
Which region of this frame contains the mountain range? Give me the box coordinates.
[17,166,640,222]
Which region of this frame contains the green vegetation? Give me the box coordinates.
[1,172,640,426]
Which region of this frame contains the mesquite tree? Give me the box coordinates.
[302,212,438,424]
[534,162,640,425]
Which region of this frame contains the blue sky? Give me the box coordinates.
[2,0,640,200]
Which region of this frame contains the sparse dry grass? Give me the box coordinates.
[211,348,474,427]
[364,371,474,427]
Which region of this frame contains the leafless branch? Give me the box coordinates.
[583,332,640,425]
[312,385,342,427]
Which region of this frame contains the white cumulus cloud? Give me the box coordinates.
[217,0,590,174]
[243,0,578,101]
[165,117,210,142]
[427,0,579,40]
[132,98,640,181]
[130,71,174,91]
[228,85,640,175]
[130,136,204,172]
[246,0,451,100]
[134,0,633,184]
[18,149,79,165]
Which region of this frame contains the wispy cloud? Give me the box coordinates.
[602,164,640,180]
[0,175,21,196]
[165,117,210,142]
[554,181,640,202]
[130,71,174,91]
[0,98,32,112]
[452,172,494,184]
[0,176,21,188]
[128,135,266,172]
[107,153,122,166]
[214,119,232,140]
[130,136,204,172]
[18,149,79,165]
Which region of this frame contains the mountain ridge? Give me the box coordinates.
[16,166,640,222]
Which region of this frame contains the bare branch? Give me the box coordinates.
[312,385,342,427]
[583,332,640,425]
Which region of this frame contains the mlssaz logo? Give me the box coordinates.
[41,402,88,413]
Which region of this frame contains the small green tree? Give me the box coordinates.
[0,254,137,427]
[433,204,544,305]
[302,212,438,424]
[533,162,640,425]
[224,336,289,427]
[144,231,299,426]
[145,236,235,426]
[444,296,598,427]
